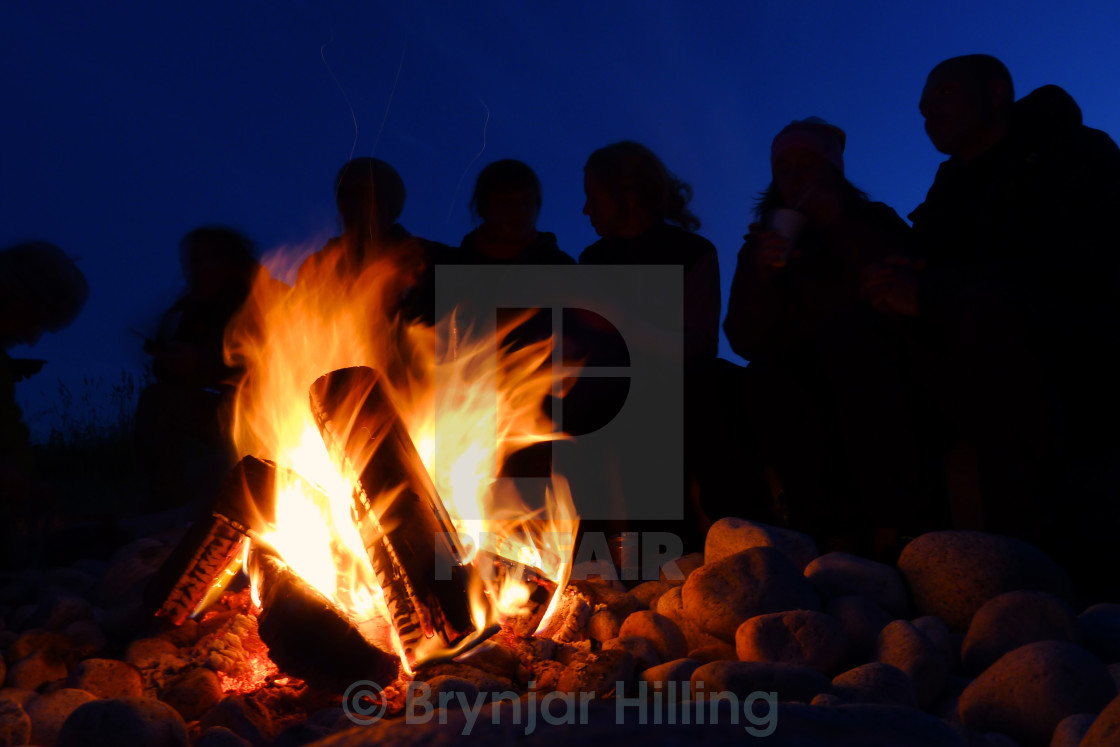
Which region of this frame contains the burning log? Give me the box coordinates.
[475,550,558,637]
[249,550,400,691]
[308,366,482,667]
[146,456,286,624]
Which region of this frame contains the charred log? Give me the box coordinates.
[309,366,479,667]
[145,456,283,623]
[251,550,400,691]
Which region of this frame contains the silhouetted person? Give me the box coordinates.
[0,241,88,564]
[297,157,452,325]
[455,159,574,266]
[863,55,1120,596]
[134,226,259,508]
[573,141,737,554]
[725,118,937,557]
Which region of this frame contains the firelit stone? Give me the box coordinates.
[734,610,848,674]
[831,662,916,707]
[585,609,622,643]
[194,725,253,747]
[704,517,817,570]
[56,697,188,747]
[0,698,31,747]
[1081,692,1120,746]
[124,636,179,669]
[603,635,661,672]
[959,641,1114,747]
[654,586,723,651]
[618,610,688,662]
[874,619,951,710]
[961,591,1077,673]
[65,658,142,699]
[690,660,830,703]
[198,695,273,747]
[826,594,894,663]
[26,688,96,747]
[1049,713,1097,747]
[159,667,223,722]
[61,620,106,660]
[628,580,672,610]
[897,531,1074,632]
[681,547,818,642]
[805,551,909,617]
[687,642,738,663]
[6,649,68,691]
[658,552,704,585]
[640,658,701,688]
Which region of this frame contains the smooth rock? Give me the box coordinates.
[0,688,36,709]
[0,698,31,747]
[6,649,68,691]
[586,609,622,643]
[1077,604,1120,664]
[640,658,701,687]
[124,637,179,669]
[195,725,253,747]
[8,630,72,662]
[735,610,849,674]
[875,619,951,710]
[628,581,673,609]
[690,660,831,703]
[603,636,661,672]
[804,552,909,617]
[682,547,818,642]
[914,615,958,672]
[1081,691,1120,746]
[618,610,688,662]
[688,643,738,662]
[654,586,723,651]
[56,696,188,747]
[658,552,704,585]
[959,641,1114,747]
[826,594,894,663]
[704,517,817,570]
[159,667,223,722]
[26,688,97,747]
[62,621,107,660]
[962,591,1077,673]
[897,531,1074,632]
[1049,713,1096,747]
[199,695,273,746]
[831,662,916,707]
[27,596,93,632]
[425,675,480,705]
[65,658,143,699]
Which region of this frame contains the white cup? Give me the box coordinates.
[765,208,808,260]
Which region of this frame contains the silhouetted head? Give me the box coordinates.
[178,226,258,299]
[754,118,867,220]
[769,117,847,209]
[0,241,89,348]
[582,141,699,238]
[470,159,542,243]
[920,55,1013,160]
[334,157,406,237]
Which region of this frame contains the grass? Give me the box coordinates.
[29,369,153,520]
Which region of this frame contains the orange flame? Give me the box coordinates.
[223,239,577,665]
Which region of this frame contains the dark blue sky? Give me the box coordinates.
[4,1,1119,436]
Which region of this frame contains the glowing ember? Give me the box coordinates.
[222,240,577,667]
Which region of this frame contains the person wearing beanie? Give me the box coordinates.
[724,117,940,560]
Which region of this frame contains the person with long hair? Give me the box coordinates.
[724,118,937,557]
[573,141,732,554]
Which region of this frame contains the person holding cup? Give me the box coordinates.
[724,117,937,558]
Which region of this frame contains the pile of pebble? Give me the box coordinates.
[1,521,1119,746]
